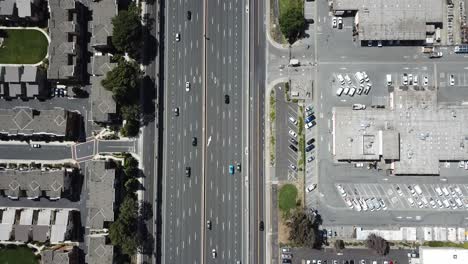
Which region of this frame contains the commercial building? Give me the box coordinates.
[331,0,444,43]
[85,161,115,230]
[418,246,468,264]
[332,87,468,175]
[0,169,72,200]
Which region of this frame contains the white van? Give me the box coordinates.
[435,186,443,196]
[442,187,450,196]
[336,87,344,96]
[344,74,352,84]
[414,185,423,195]
[386,74,392,86]
[337,74,345,85]
[355,72,364,83]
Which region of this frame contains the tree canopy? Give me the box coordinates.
[287,209,322,249]
[101,60,141,106]
[279,5,305,43]
[109,196,139,255]
[111,4,142,59]
[365,234,390,256]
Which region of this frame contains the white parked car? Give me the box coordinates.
[336,87,344,96]
[332,17,337,28]
[423,76,429,86]
[307,184,317,192]
[337,184,347,197]
[289,116,298,125]
[337,17,343,29]
[435,186,443,196]
[343,87,350,95]
[450,74,455,86]
[352,104,366,110]
[288,130,297,138]
[32,144,41,148]
[185,81,190,91]
[349,87,356,96]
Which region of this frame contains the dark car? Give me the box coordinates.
[289,144,298,152]
[307,138,315,145]
[187,11,192,20]
[282,259,291,264]
[289,138,298,145]
[225,94,230,104]
[192,137,197,146]
[174,107,179,116]
[305,144,314,152]
[185,167,191,177]
[259,221,264,231]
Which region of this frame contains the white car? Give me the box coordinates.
[337,17,343,29]
[332,17,337,28]
[395,186,403,196]
[356,86,363,95]
[32,144,41,148]
[307,184,317,192]
[336,87,344,96]
[305,122,313,129]
[212,249,216,258]
[450,74,455,86]
[185,81,190,91]
[289,116,298,125]
[175,33,181,42]
[377,41,382,47]
[435,186,443,196]
[343,87,350,95]
[348,87,356,96]
[289,130,297,138]
[337,184,347,197]
[423,76,429,86]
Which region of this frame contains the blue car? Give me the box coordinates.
[229,165,235,175]
[305,115,315,123]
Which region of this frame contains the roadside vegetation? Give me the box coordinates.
[287,209,322,248]
[279,0,305,44]
[269,0,288,44]
[0,29,48,64]
[278,184,298,218]
[269,90,277,164]
[365,234,390,256]
[424,241,468,249]
[101,58,143,137]
[112,4,143,60]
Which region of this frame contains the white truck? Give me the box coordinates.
[386,74,392,86]
[289,59,300,66]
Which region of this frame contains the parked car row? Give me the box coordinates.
[306,259,394,264]
[281,248,292,263]
[401,73,430,86]
[335,72,372,96]
[331,16,343,29]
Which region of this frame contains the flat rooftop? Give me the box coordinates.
[333,87,468,175]
[332,0,444,40]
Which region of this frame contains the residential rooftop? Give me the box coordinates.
[86,236,114,264]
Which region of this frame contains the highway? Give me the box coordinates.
[161,0,204,263]
[204,0,245,263]
[249,0,266,263]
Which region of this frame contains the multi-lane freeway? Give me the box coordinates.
[161,0,249,263]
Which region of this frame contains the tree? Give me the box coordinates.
[101,60,141,106]
[334,239,345,251]
[287,209,321,249]
[365,234,389,256]
[124,156,139,176]
[121,118,140,137]
[124,178,140,193]
[109,196,139,256]
[279,5,305,43]
[112,4,142,59]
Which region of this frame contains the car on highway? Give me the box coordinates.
[307,138,315,145]
[289,130,297,138]
[32,144,41,148]
[185,81,190,91]
[225,94,230,104]
[450,74,455,86]
[259,221,264,231]
[289,144,298,152]
[307,156,315,163]
[175,33,180,42]
[185,167,191,177]
[306,184,317,192]
[289,138,298,145]
[174,107,179,116]
[229,165,235,175]
[289,116,298,125]
[236,163,241,172]
[332,17,337,28]
[305,144,314,152]
[192,137,197,146]
[206,220,212,229]
[212,249,216,258]
[187,11,192,20]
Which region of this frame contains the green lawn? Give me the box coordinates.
[279,184,298,214]
[0,29,48,64]
[279,0,303,17]
[0,246,38,264]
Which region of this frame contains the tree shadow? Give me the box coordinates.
[140,76,156,125]
[141,26,158,66]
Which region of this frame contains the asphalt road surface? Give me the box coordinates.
[161,0,204,263]
[204,0,245,262]
[0,143,72,161]
[249,0,266,263]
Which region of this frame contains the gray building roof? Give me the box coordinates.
[41,250,72,264]
[333,87,468,175]
[14,225,31,241]
[86,161,115,229]
[90,76,116,123]
[89,0,117,48]
[16,0,30,17]
[21,66,37,82]
[0,169,70,199]
[26,83,39,97]
[0,107,70,137]
[86,236,113,264]
[33,225,50,242]
[91,55,116,76]
[332,0,444,41]
[0,0,14,16]
[47,0,79,80]
[8,83,22,97]
[4,66,20,82]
